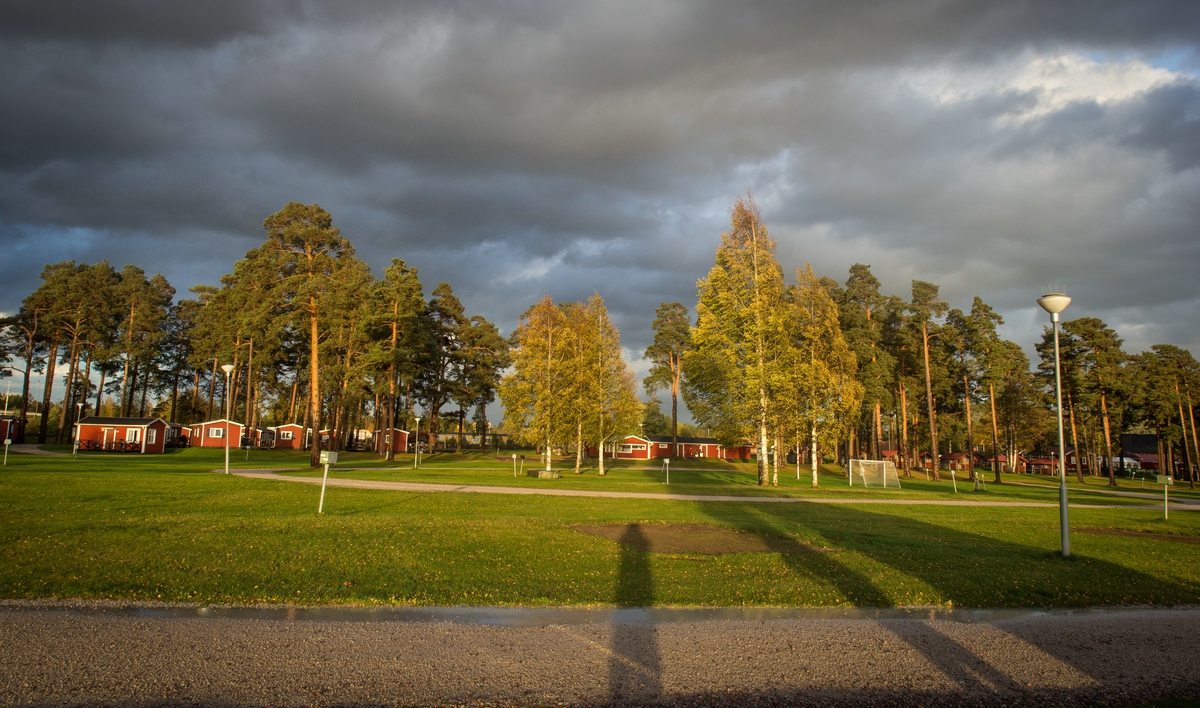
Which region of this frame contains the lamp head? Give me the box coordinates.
[221,364,235,374]
[1037,292,1071,316]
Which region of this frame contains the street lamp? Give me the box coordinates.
[413,416,421,470]
[221,364,235,475]
[73,401,83,457]
[1037,292,1072,557]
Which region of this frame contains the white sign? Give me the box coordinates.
[320,450,338,465]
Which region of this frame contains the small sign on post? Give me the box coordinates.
[3,439,10,467]
[318,450,338,514]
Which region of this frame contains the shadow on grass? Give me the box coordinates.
[695,501,1200,607]
[608,524,663,705]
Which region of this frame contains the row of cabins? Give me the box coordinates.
[72,417,402,454]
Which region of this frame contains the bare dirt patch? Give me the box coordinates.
[572,523,832,555]
[1075,527,1200,544]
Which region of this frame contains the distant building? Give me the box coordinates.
[372,428,410,455]
[76,416,170,453]
[189,420,245,449]
[0,416,24,444]
[268,424,309,450]
[593,434,752,461]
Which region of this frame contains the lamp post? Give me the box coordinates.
[1037,292,1072,557]
[413,416,421,469]
[221,364,235,475]
[73,401,83,457]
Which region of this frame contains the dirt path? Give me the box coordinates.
[230,469,1195,509]
[2,601,1197,706]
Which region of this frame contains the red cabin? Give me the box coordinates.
[188,420,245,449]
[372,428,410,455]
[76,416,170,453]
[0,416,24,444]
[268,423,309,450]
[602,435,751,461]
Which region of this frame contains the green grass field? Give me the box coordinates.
[1,447,1197,608]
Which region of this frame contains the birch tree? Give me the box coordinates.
[500,296,569,473]
[684,196,786,485]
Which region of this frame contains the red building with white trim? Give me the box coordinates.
[188,419,245,449]
[0,416,23,444]
[76,416,170,453]
[602,435,752,461]
[268,423,309,450]
[372,428,410,455]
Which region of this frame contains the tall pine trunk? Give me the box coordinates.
[38,340,59,444]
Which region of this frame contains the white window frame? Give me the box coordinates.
[279,430,293,441]
[126,428,140,443]
[147,428,156,445]
[209,427,224,439]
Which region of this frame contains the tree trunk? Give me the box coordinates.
[810,420,818,487]
[1067,391,1083,483]
[207,358,217,421]
[19,347,33,443]
[671,359,680,458]
[244,339,254,429]
[38,340,59,444]
[988,382,1001,483]
[56,341,80,445]
[1100,392,1116,486]
[1185,382,1199,487]
[898,381,909,477]
[771,433,780,486]
[309,300,322,468]
[574,419,583,474]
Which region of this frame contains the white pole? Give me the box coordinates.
[319,462,330,513]
[951,470,957,494]
[512,453,517,478]
[413,417,421,470]
[665,458,670,485]
[1165,481,1169,520]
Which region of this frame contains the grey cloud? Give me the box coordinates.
[2,0,1199,368]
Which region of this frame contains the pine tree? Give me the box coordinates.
[643,302,693,458]
[908,281,948,480]
[261,202,354,468]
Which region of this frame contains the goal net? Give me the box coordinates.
[848,459,901,488]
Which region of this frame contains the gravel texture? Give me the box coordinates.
[2,602,1198,706]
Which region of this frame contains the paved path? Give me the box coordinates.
[2,601,1197,706]
[1008,479,1200,505]
[231,469,1196,509]
[6,443,68,456]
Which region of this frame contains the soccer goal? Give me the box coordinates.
[848,459,901,488]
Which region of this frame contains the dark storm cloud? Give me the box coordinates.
[2,0,1199,378]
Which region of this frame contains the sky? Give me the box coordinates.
[2,1,1198,408]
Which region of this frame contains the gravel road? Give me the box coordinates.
[2,602,1198,706]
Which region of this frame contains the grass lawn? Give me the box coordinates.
[1,447,1197,608]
